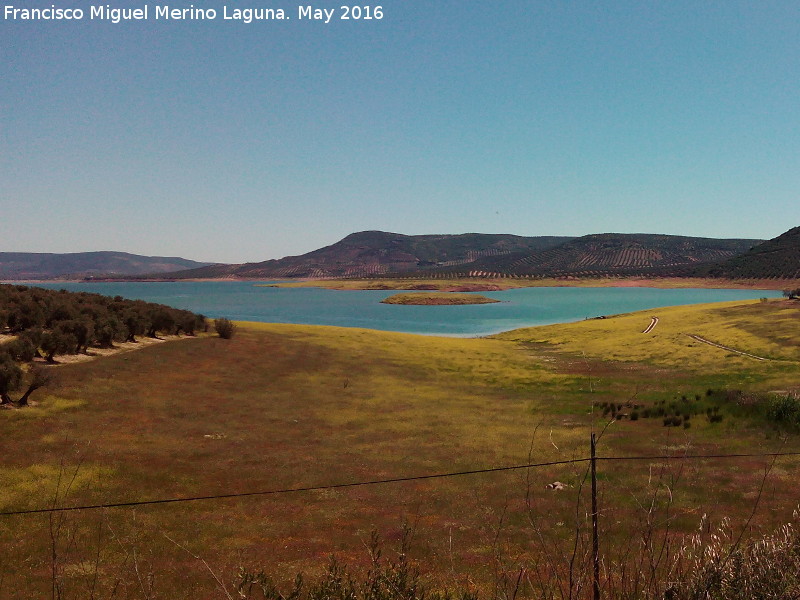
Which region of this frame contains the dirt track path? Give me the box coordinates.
[642,316,659,334]
[32,335,187,367]
[686,334,770,361]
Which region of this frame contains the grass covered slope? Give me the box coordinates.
[0,325,579,596]
[495,298,800,378]
[1,300,799,597]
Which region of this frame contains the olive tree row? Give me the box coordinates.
[0,285,207,362]
[0,284,212,407]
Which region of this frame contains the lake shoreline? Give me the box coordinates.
[7,276,797,291]
[265,276,796,292]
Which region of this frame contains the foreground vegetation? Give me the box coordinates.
[237,518,800,600]
[0,296,798,598]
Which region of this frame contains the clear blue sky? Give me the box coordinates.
[2,1,798,263]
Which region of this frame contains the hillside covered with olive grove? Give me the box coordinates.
[0,284,206,406]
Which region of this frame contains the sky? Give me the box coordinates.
[1,1,799,263]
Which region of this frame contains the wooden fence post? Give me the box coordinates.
[591,432,600,600]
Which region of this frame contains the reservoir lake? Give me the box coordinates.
[32,281,779,337]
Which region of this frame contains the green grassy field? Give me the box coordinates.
[1,299,799,598]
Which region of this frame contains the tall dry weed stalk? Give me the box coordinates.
[661,512,800,599]
[235,526,478,600]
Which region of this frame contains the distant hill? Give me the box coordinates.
[5,230,783,282]
[163,231,575,279]
[459,233,763,278]
[149,230,767,281]
[0,252,215,280]
[697,226,800,279]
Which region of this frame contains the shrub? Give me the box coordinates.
[214,317,236,339]
[767,395,800,429]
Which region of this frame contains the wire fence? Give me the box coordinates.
[2,450,799,517]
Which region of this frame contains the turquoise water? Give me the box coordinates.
[31,281,778,337]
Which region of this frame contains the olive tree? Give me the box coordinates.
[0,353,23,405]
[17,365,56,407]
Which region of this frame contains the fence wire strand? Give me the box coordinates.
[2,451,799,517]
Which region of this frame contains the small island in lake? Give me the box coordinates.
[381,292,501,306]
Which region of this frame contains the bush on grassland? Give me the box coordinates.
[214,317,236,339]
